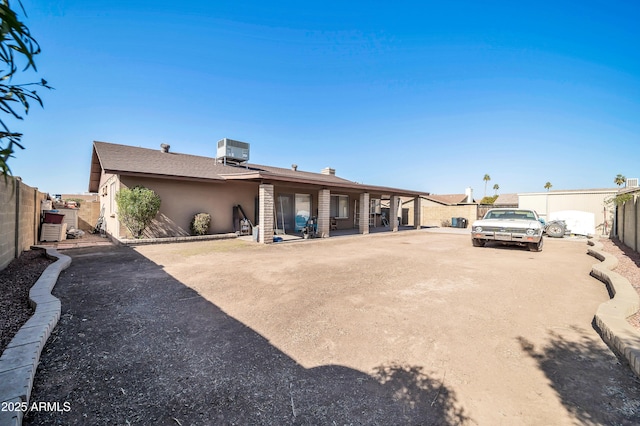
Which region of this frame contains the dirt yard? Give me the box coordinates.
[25,231,640,425]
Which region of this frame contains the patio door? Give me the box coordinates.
[276,194,294,233]
[294,194,311,231]
[276,193,312,233]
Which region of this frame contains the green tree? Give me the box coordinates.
[115,186,161,238]
[483,174,491,197]
[0,0,51,178]
[614,174,626,187]
[480,195,498,205]
[492,183,499,195]
[544,182,552,191]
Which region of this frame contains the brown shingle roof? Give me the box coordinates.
[494,193,519,206]
[89,141,429,197]
[424,194,469,205]
[93,141,228,181]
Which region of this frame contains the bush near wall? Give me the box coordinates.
[190,213,211,236]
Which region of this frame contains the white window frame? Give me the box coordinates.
[109,182,116,215]
[330,194,349,219]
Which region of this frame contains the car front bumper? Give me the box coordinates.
[472,231,542,243]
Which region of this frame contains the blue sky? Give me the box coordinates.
[7,0,640,196]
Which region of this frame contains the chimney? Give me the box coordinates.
[321,167,335,176]
[291,164,298,171]
[465,187,473,203]
[160,143,170,153]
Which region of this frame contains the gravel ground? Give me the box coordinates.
[598,238,640,329]
[0,249,54,353]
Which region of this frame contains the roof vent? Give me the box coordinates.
[160,143,170,153]
[216,138,250,165]
[291,164,298,171]
[321,167,335,176]
[627,178,639,188]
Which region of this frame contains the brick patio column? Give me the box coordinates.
[317,189,330,238]
[359,192,370,235]
[259,184,274,244]
[414,197,422,230]
[390,195,399,232]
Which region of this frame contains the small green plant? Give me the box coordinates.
[605,193,634,206]
[190,213,211,235]
[115,186,161,238]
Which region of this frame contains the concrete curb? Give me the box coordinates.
[116,232,238,246]
[587,239,640,377]
[0,248,71,425]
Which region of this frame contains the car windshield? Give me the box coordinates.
[484,210,536,220]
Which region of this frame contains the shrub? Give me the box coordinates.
[115,186,161,238]
[190,213,211,235]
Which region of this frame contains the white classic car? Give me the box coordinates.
[471,208,544,252]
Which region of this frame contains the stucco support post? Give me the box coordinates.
[413,197,422,230]
[259,184,274,244]
[390,195,399,232]
[317,189,331,238]
[359,192,370,235]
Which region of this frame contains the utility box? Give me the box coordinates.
[216,138,250,164]
[41,223,67,242]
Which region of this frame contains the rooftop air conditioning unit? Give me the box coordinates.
[216,138,250,165]
[627,178,639,188]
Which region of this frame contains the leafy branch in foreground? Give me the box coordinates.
[0,0,52,177]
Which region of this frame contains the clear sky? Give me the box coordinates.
[7,0,640,196]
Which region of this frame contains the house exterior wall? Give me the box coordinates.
[117,176,258,238]
[518,189,617,236]
[272,185,371,231]
[98,173,123,238]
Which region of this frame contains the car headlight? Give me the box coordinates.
[526,229,535,236]
[474,226,482,232]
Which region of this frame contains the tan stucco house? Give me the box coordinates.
[88,141,429,243]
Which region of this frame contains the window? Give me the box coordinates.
[330,195,349,219]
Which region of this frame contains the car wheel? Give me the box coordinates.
[546,222,565,238]
[528,237,543,252]
[472,238,485,247]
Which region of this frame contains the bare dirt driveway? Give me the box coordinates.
[26,230,640,425]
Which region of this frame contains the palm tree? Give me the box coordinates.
[614,174,626,187]
[544,182,552,219]
[483,174,491,197]
[493,184,499,196]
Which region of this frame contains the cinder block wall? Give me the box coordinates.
[0,179,17,270]
[418,204,478,227]
[77,200,101,231]
[0,177,47,271]
[620,196,638,252]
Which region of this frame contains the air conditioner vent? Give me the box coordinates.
[216,138,250,165]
